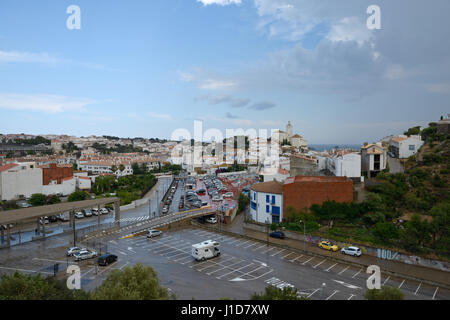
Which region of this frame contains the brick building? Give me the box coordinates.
[40,163,73,185]
[283,176,353,218]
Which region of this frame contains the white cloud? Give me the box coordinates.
[197,0,241,6]
[0,93,96,113]
[327,17,373,46]
[148,112,172,120]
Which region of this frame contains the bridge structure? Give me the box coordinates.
[0,197,120,247]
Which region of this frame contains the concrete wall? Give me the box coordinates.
[42,178,76,196]
[0,167,43,200]
[289,156,319,176]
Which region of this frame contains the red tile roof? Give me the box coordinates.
[0,163,18,173]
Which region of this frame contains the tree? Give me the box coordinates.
[251,285,307,300]
[364,286,404,300]
[29,193,47,206]
[372,222,399,243]
[237,193,250,214]
[0,271,88,300]
[47,194,61,205]
[90,263,172,300]
[68,191,88,202]
[111,165,118,174]
[119,164,125,173]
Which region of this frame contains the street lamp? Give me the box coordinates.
[300,219,306,253]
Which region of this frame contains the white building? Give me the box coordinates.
[0,162,43,200]
[249,180,284,224]
[327,152,361,178]
[290,134,308,149]
[261,168,290,183]
[390,135,424,159]
[361,143,387,177]
[42,177,76,196]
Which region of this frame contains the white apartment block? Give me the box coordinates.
[0,162,43,200]
[327,152,361,178]
[361,143,387,177]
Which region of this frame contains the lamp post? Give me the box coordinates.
[300,220,306,253]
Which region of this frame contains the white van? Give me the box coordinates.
[191,240,220,261]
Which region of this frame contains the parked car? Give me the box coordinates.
[100,208,109,215]
[212,195,222,202]
[223,192,233,198]
[92,208,99,216]
[179,203,184,209]
[74,250,97,261]
[318,240,339,252]
[341,246,362,257]
[270,231,285,239]
[146,229,163,238]
[84,209,92,217]
[162,206,169,214]
[206,217,217,224]
[74,211,84,219]
[39,217,49,224]
[57,212,70,222]
[48,215,58,223]
[98,253,118,266]
[66,246,86,257]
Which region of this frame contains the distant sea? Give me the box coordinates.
[308,144,361,152]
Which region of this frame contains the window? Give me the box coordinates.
[409,145,415,151]
[272,206,280,215]
[272,195,275,204]
[266,195,270,203]
[266,205,270,213]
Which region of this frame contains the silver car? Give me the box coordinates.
[74,250,97,261]
[146,229,163,238]
[66,246,86,257]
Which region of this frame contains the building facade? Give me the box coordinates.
[249,181,284,224]
[390,135,424,159]
[361,143,387,177]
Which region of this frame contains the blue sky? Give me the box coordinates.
[0,0,449,144]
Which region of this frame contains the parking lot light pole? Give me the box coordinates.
[300,220,306,253]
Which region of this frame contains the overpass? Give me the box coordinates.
[0,197,120,247]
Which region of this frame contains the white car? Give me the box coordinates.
[146,229,163,238]
[206,217,217,224]
[223,192,233,198]
[341,246,362,257]
[84,209,92,217]
[92,208,99,216]
[66,246,86,257]
[39,217,49,225]
[212,195,222,202]
[74,211,84,219]
[74,250,97,261]
[100,208,109,215]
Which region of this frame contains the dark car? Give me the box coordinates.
[48,215,58,223]
[270,231,285,239]
[98,253,118,266]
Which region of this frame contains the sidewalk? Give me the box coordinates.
[220,213,450,289]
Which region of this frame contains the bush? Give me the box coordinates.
[365,286,405,300]
[372,222,399,243]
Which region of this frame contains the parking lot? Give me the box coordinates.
[0,225,448,300]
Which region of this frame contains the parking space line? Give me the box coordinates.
[289,255,303,262]
[348,294,356,300]
[383,276,390,285]
[243,242,259,249]
[253,244,267,251]
[325,263,338,272]
[414,282,422,295]
[281,252,295,260]
[261,247,275,254]
[432,287,439,300]
[236,240,253,247]
[271,248,286,257]
[174,256,192,263]
[302,257,314,265]
[206,259,244,275]
[216,263,254,279]
[351,268,363,278]
[338,266,349,275]
[197,257,236,272]
[96,261,118,277]
[398,280,405,289]
[326,290,339,300]
[313,259,326,269]
[227,238,243,245]
[307,288,320,298]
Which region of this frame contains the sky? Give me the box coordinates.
[0,0,449,144]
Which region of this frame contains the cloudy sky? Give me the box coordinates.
[0,0,449,144]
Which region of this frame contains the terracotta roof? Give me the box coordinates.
[291,134,303,138]
[78,176,91,180]
[284,176,351,184]
[250,180,284,194]
[392,137,408,143]
[0,163,18,173]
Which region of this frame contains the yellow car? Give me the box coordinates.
[318,241,339,252]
